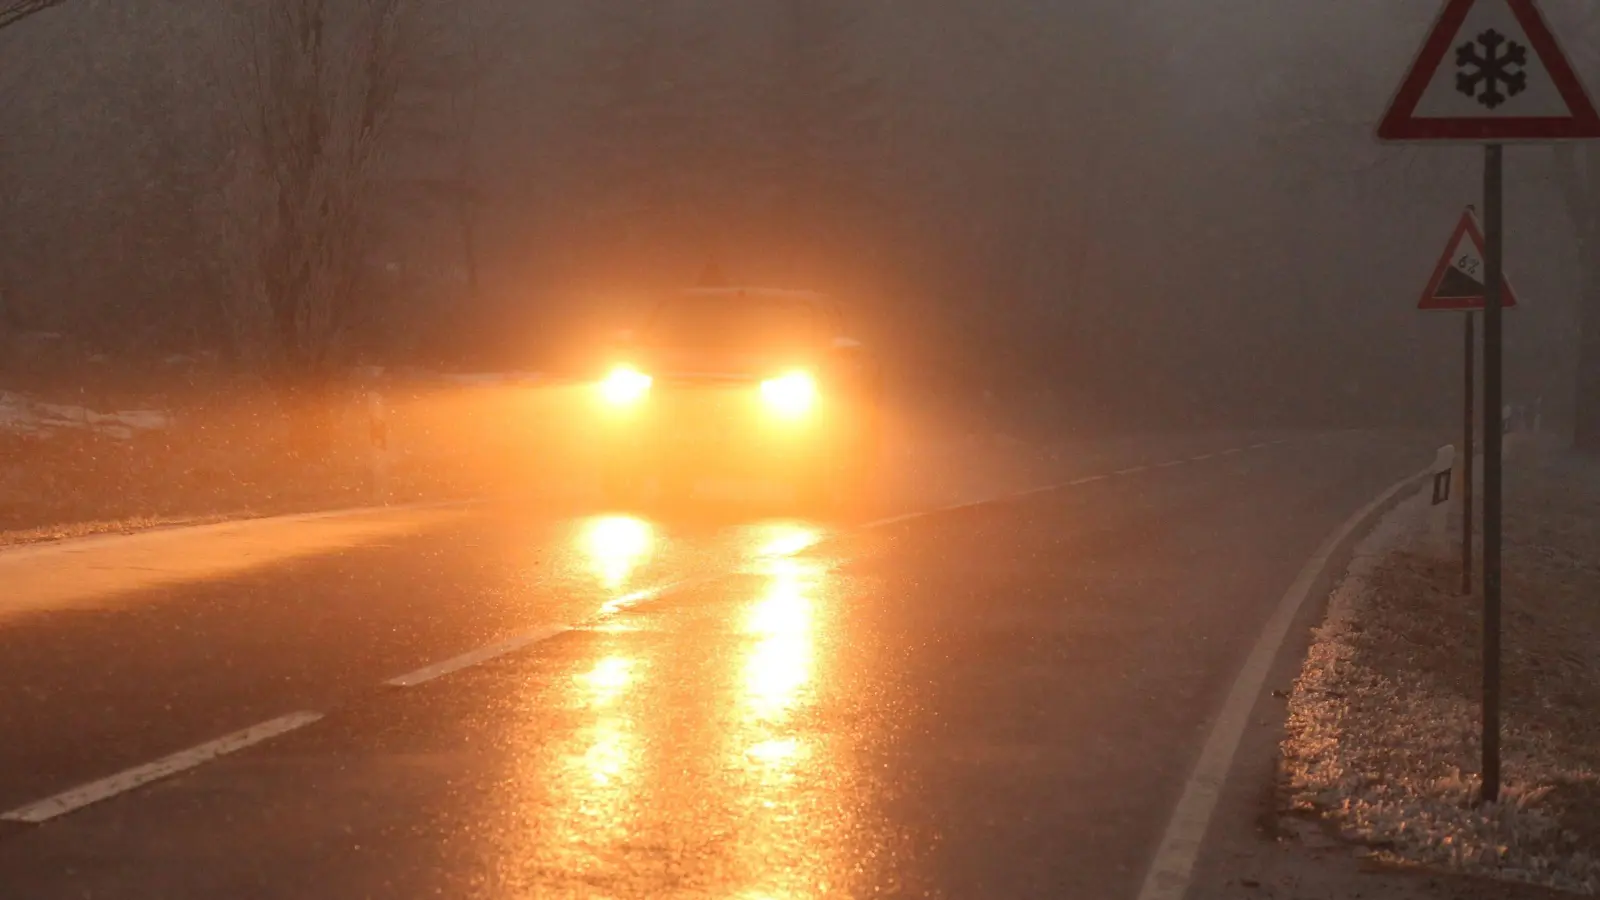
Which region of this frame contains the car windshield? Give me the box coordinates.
[644,292,822,349]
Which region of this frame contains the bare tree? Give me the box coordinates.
[767,0,883,282]
[0,0,65,33]
[0,0,68,331]
[397,4,498,305]
[1550,8,1600,452]
[1553,144,1600,451]
[218,0,409,384]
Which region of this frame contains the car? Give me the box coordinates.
[593,285,883,508]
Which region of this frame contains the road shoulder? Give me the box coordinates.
[1188,444,1599,899]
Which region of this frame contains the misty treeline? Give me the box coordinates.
[0,0,1596,440]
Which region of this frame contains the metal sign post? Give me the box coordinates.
[1481,144,1505,801]
[1379,0,1600,806]
[1462,310,1475,595]
[1418,206,1516,595]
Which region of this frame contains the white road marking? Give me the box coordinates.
[859,511,928,529]
[1156,461,1186,469]
[1221,448,1244,456]
[386,580,710,689]
[1190,454,1216,462]
[598,579,707,615]
[864,469,1129,529]
[1249,442,1271,450]
[1135,465,1428,900]
[386,625,570,687]
[1,712,323,824]
[1115,466,1150,476]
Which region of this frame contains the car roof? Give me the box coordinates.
[669,287,833,303]
[662,286,844,320]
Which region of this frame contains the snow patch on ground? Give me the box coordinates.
[1,390,171,440]
[1283,461,1600,895]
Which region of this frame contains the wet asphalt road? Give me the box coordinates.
[0,431,1430,899]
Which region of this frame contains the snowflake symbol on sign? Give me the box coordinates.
[1455,29,1528,109]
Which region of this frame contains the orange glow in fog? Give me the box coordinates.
[759,371,817,418]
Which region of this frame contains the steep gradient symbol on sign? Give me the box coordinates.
[1419,208,1521,311]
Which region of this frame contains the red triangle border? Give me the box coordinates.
[1379,0,1600,141]
[1420,210,1521,310]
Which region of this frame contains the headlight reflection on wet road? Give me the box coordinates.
[499,518,875,897]
[743,556,819,724]
[543,653,643,872]
[728,524,852,900]
[580,515,655,594]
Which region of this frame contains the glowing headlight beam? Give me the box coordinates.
[760,371,817,417]
[600,366,653,405]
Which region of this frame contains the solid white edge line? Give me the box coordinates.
[1,711,323,824]
[1190,454,1216,462]
[386,625,570,687]
[0,499,483,562]
[1135,465,1428,900]
[1221,448,1244,455]
[1068,474,1109,485]
[1156,461,1186,469]
[1115,466,1150,476]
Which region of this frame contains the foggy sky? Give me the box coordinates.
[1,0,1595,430]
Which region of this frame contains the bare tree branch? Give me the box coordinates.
[0,0,66,32]
[213,0,414,382]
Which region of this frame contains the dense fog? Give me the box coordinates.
[1,0,1596,438]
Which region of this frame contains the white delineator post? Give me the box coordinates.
[1428,444,1456,558]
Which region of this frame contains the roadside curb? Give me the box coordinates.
[1137,463,1431,900]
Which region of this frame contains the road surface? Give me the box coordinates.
[0,430,1430,899]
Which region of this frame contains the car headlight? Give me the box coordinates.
[600,365,652,405]
[760,371,817,417]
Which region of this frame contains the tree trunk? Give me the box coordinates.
[1554,144,1600,452]
[1577,250,1600,453]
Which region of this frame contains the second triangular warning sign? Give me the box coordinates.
[1420,209,1521,310]
[1378,0,1600,141]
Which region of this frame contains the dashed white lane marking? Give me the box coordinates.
[10,438,1309,827]
[1135,465,1428,900]
[388,579,712,688]
[386,625,570,687]
[1249,442,1271,450]
[1221,448,1244,456]
[2,712,323,824]
[1190,454,1216,461]
[860,511,927,529]
[1156,460,1186,469]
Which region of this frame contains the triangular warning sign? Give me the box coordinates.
[1379,0,1600,141]
[1420,209,1521,310]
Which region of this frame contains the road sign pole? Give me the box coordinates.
[1481,143,1505,806]
[1462,310,1475,596]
